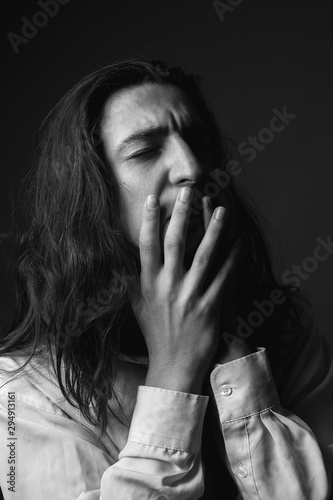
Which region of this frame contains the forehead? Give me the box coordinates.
[100,83,203,148]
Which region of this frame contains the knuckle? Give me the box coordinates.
[139,239,156,252]
[164,237,180,252]
[209,222,222,236]
[199,299,213,316]
[174,204,188,216]
[218,262,230,278]
[196,251,210,267]
[140,281,154,297]
[143,210,157,221]
[179,294,196,313]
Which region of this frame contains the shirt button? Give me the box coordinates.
[220,384,232,396]
[238,463,248,478]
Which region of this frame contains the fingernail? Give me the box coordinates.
[179,187,192,202]
[214,207,226,220]
[146,195,158,208]
[203,196,212,209]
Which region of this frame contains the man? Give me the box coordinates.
[0,60,332,499]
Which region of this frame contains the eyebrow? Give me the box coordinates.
[115,120,209,154]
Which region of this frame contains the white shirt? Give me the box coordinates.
[0,300,332,499]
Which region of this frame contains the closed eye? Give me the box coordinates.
[128,148,161,160]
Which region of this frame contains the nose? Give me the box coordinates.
[166,133,206,187]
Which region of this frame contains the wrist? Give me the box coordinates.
[146,364,204,394]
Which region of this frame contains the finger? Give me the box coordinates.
[184,206,228,290]
[138,195,162,281]
[163,187,193,274]
[202,238,241,308]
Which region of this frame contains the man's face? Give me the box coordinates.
[100,82,233,267]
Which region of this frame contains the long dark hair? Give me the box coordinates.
[0,60,306,433]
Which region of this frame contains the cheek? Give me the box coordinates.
[119,173,162,244]
[121,193,147,244]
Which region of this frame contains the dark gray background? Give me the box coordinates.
[1,0,332,347]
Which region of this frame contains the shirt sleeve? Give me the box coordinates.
[98,386,208,500]
[210,334,333,500]
[0,378,208,500]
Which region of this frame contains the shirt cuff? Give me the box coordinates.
[210,347,279,422]
[127,386,209,453]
